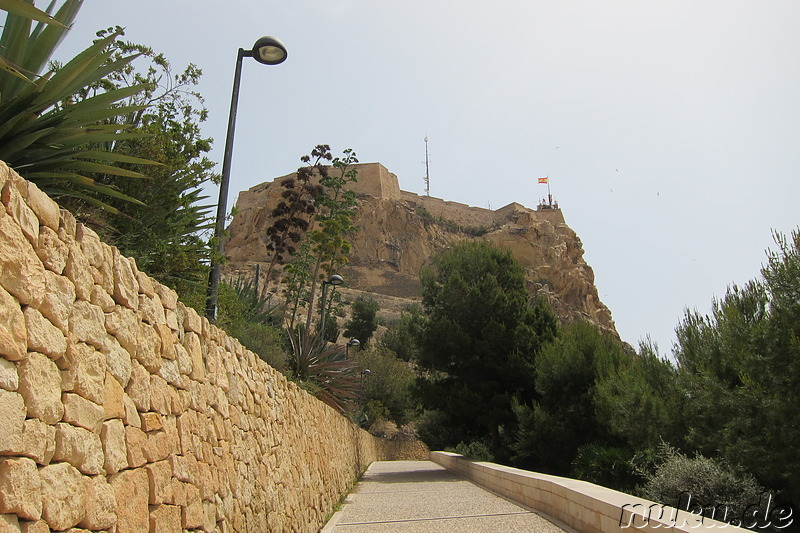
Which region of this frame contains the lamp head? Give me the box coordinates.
[251,36,288,65]
[325,274,344,286]
[347,338,360,347]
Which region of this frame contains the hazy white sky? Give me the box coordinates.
[55,1,800,354]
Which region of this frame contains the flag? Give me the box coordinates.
[538,177,549,184]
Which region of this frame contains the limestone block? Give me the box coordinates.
[145,430,173,463]
[69,300,106,349]
[62,393,104,431]
[101,335,131,388]
[155,323,177,360]
[124,426,148,468]
[0,457,42,520]
[183,332,205,381]
[19,520,48,533]
[103,373,125,420]
[21,418,55,465]
[170,454,197,485]
[75,224,105,267]
[110,468,149,533]
[2,181,39,245]
[157,357,180,386]
[24,181,60,231]
[100,419,127,475]
[0,212,45,307]
[64,245,93,302]
[175,343,192,377]
[135,269,155,297]
[122,394,141,428]
[0,329,23,363]
[140,412,163,432]
[181,490,204,530]
[155,283,178,311]
[79,475,116,530]
[18,351,63,424]
[36,225,68,274]
[149,504,181,533]
[0,282,25,361]
[112,250,139,310]
[165,308,179,331]
[53,422,105,475]
[149,375,171,415]
[0,513,19,532]
[90,284,115,313]
[104,305,139,357]
[39,462,86,531]
[182,303,202,334]
[39,270,75,333]
[134,322,162,373]
[0,359,17,391]
[126,360,150,412]
[58,208,76,238]
[145,459,173,505]
[61,342,105,404]
[23,306,66,360]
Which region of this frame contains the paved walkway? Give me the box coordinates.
[321,460,568,532]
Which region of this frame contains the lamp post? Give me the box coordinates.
[319,274,344,337]
[345,338,360,358]
[205,36,288,320]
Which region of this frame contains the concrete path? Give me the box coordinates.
[321,460,569,532]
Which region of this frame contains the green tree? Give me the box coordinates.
[673,229,800,513]
[356,345,417,425]
[380,304,424,362]
[415,241,558,459]
[343,297,379,347]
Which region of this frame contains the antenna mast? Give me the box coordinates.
[424,136,430,196]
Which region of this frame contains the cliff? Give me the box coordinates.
[224,163,616,336]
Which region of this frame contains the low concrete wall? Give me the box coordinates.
[0,160,422,533]
[431,452,746,533]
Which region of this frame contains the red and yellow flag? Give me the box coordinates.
[538,177,549,184]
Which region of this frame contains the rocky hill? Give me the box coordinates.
[223,163,617,336]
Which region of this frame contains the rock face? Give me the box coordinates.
[225,163,616,335]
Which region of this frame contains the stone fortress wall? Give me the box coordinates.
[0,161,424,533]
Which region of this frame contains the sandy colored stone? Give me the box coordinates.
[69,300,106,349]
[149,374,171,415]
[0,513,19,532]
[125,360,150,412]
[79,475,116,530]
[19,520,49,533]
[39,269,75,333]
[149,504,182,533]
[122,393,141,428]
[39,462,86,531]
[145,430,173,463]
[62,341,105,404]
[145,459,173,505]
[181,488,204,530]
[2,181,39,245]
[0,359,17,391]
[0,457,41,520]
[36,225,68,274]
[104,305,139,357]
[139,292,165,326]
[155,323,177,359]
[112,249,139,310]
[124,426,148,469]
[23,306,66,360]
[0,201,46,307]
[90,284,115,312]
[103,373,125,420]
[24,180,60,231]
[155,283,179,310]
[100,419,127,474]
[0,283,25,361]
[133,322,161,373]
[110,468,149,533]
[175,343,192,377]
[64,244,93,302]
[101,335,132,388]
[158,357,180,386]
[62,393,104,431]
[53,422,105,475]
[182,303,202,333]
[21,418,55,465]
[140,412,163,432]
[18,351,63,424]
[183,331,205,381]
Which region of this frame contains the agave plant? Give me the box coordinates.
[287,326,361,415]
[0,0,155,212]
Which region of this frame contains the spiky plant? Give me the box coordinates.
[0,1,155,212]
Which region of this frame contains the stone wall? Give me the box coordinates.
[0,161,415,532]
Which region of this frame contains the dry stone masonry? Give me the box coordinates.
[0,161,423,532]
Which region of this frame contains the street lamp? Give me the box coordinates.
[205,36,288,320]
[345,338,360,358]
[319,274,344,337]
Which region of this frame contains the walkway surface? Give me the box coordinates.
[321,460,569,532]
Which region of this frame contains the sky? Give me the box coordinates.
[54,1,800,355]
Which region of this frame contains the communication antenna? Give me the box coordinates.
[423,136,430,196]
